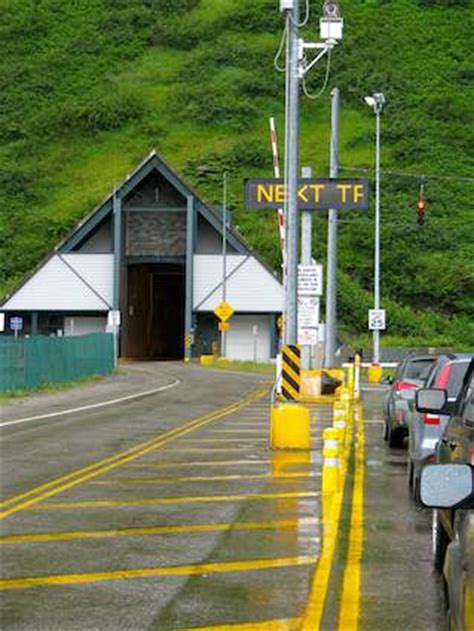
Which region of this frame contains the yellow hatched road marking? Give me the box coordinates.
[0,388,267,520]
[0,555,318,590]
[0,517,320,545]
[176,618,301,630]
[31,491,320,510]
[125,460,273,468]
[89,471,318,485]
[338,406,365,631]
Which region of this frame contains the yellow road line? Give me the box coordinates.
[0,517,320,545]
[0,388,267,520]
[175,618,301,630]
[164,448,259,453]
[177,438,268,443]
[338,405,365,631]
[124,460,273,468]
[31,491,320,510]
[89,472,318,485]
[0,555,318,590]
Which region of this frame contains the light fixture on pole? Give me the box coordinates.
[364,92,385,366]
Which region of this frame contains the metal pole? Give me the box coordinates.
[184,195,194,362]
[373,108,381,364]
[284,0,300,346]
[325,87,339,368]
[221,172,227,357]
[301,165,313,369]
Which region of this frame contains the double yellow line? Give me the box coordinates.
[0,387,267,520]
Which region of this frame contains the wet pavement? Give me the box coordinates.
[360,386,447,631]
[0,366,450,630]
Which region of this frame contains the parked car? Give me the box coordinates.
[417,359,474,630]
[407,353,473,502]
[383,354,436,447]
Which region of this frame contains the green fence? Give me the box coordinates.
[0,333,115,392]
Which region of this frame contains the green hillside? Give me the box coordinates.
[1,0,473,345]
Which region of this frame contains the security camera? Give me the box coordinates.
[323,1,341,18]
[320,1,343,41]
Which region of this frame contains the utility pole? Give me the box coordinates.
[325,87,339,367]
[283,0,300,346]
[221,172,228,357]
[301,165,313,369]
[364,92,385,365]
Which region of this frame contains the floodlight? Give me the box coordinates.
[364,96,376,108]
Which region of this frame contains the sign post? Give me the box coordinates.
[10,316,23,339]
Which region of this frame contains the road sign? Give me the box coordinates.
[368,309,386,331]
[244,178,369,211]
[0,313,4,332]
[218,321,230,332]
[298,328,318,345]
[298,264,323,296]
[10,317,23,332]
[298,296,319,328]
[214,301,234,322]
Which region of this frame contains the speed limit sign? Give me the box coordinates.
[368,309,386,331]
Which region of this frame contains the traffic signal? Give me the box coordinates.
[416,198,426,225]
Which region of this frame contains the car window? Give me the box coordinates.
[403,359,435,380]
[446,361,470,399]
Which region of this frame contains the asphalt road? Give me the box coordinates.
[0,365,449,630]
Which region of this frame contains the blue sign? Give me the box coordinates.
[10,317,23,332]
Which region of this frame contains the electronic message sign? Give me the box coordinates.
[244,178,369,211]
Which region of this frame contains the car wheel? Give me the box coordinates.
[432,509,449,572]
[412,473,421,505]
[408,461,414,489]
[388,427,403,448]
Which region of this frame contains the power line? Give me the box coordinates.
[339,165,474,183]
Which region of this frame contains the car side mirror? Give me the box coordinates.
[415,388,447,413]
[420,464,474,509]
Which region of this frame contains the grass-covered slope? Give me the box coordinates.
[1,0,473,344]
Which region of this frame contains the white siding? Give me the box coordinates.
[2,254,113,311]
[193,255,283,312]
[226,315,271,361]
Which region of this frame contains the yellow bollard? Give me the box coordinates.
[368,363,383,384]
[200,355,214,367]
[322,427,340,493]
[270,403,310,450]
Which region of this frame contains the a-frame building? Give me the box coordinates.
[1,151,283,361]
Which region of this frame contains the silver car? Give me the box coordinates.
[383,354,436,448]
[407,354,472,502]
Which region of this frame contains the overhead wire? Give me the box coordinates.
[302,49,332,99]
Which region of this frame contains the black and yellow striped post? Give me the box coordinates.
[281,344,301,401]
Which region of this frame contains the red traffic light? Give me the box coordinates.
[416,199,426,215]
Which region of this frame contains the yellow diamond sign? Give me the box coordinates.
[214,301,234,322]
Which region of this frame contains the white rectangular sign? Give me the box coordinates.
[298,264,323,296]
[298,296,319,328]
[107,310,121,327]
[0,313,4,332]
[298,328,318,345]
[368,309,386,331]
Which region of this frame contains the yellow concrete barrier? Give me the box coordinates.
[200,355,214,367]
[270,403,310,450]
[368,363,383,384]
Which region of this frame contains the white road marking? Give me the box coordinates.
[0,379,181,428]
